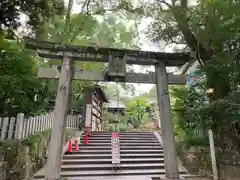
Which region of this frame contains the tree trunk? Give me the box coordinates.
[172,3,213,62]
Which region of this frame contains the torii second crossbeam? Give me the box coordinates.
[38,67,186,84]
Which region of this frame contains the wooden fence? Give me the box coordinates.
[0,113,81,140]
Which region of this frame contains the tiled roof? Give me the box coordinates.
[106,100,126,109]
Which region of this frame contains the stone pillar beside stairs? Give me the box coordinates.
[153,131,188,179]
[84,104,92,136]
[155,104,161,130]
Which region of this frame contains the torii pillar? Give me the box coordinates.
[44,54,74,180]
[155,62,179,179]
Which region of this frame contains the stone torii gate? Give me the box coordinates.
[24,37,191,180]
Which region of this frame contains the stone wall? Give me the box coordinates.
[218,164,240,180]
[0,129,78,180]
[178,146,240,180]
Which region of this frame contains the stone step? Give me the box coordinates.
[62,158,165,165]
[35,170,187,180]
[90,134,155,138]
[80,140,111,143]
[89,137,157,140]
[81,140,159,143]
[34,169,167,179]
[92,133,154,135]
[61,163,165,171]
[88,136,156,139]
[35,170,187,179]
[71,149,164,154]
[89,135,156,139]
[79,146,163,150]
[180,174,211,180]
[92,132,154,134]
[92,132,153,134]
[120,132,154,134]
[83,143,161,146]
[35,175,155,180]
[91,131,111,133]
[63,153,164,159]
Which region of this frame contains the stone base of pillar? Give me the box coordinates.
[152,177,183,180]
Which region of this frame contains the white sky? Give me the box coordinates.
[132,17,179,95]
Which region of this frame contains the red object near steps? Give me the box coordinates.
[83,127,91,145]
[75,138,79,151]
[112,132,120,138]
[67,139,73,153]
[84,135,89,144]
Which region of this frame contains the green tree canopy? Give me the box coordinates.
[0,36,47,115]
[0,0,64,32]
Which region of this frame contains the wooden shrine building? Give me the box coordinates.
[83,86,108,132]
[106,100,126,115]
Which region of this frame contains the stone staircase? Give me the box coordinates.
[34,131,187,179]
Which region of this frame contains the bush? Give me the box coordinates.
[183,134,209,148]
[108,123,128,132]
[119,123,128,132]
[108,125,115,132]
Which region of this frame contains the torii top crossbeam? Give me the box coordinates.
[24,37,191,66]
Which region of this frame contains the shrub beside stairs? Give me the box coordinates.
[34,131,188,179]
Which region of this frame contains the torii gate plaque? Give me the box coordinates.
[24,37,191,180]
